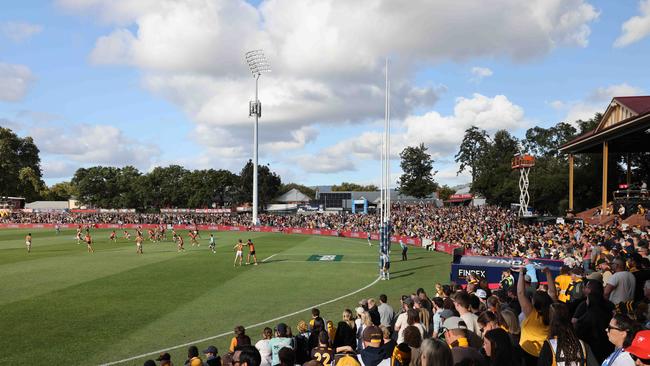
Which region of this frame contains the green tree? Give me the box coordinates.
[42,181,78,201]
[331,182,379,191]
[455,126,490,185]
[0,127,45,201]
[238,160,282,210]
[397,143,438,198]
[437,185,456,201]
[278,183,316,199]
[185,169,239,208]
[472,130,520,206]
[139,165,190,208]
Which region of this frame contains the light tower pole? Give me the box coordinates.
[245,50,271,226]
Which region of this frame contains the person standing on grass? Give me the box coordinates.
[76,226,83,244]
[177,234,185,252]
[55,224,60,235]
[136,233,144,254]
[208,233,216,253]
[400,240,408,261]
[85,231,94,253]
[109,230,117,243]
[368,232,373,247]
[25,233,32,253]
[234,239,244,267]
[247,239,258,265]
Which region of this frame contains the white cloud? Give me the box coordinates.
[0,62,35,102]
[29,123,160,168]
[59,0,597,176]
[614,0,650,47]
[555,83,645,122]
[471,66,493,81]
[295,93,527,174]
[1,21,43,42]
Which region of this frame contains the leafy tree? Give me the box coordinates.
[238,160,282,210]
[397,143,438,198]
[139,165,190,209]
[42,181,78,201]
[278,183,316,199]
[72,166,144,208]
[185,169,239,208]
[455,126,490,185]
[472,130,520,206]
[0,127,45,201]
[437,185,456,201]
[331,182,379,192]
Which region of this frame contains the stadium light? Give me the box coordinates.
[245,49,271,226]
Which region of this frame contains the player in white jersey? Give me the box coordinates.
[208,234,216,253]
[25,233,32,253]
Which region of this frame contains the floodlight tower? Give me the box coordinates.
[379,58,391,279]
[511,145,535,217]
[245,49,271,226]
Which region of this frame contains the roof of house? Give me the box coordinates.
[275,188,311,203]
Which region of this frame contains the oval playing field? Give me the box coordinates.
[0,229,450,365]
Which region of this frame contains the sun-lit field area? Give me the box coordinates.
[0,229,450,365]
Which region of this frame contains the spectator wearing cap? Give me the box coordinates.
[357,325,389,366]
[377,294,394,330]
[156,352,172,366]
[626,330,650,365]
[394,297,413,344]
[441,316,485,366]
[184,346,203,366]
[598,258,614,284]
[452,291,480,336]
[203,345,221,366]
[605,257,636,305]
[255,327,273,366]
[269,323,294,366]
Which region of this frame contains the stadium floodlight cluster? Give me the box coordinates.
[244,49,272,226]
[245,50,272,77]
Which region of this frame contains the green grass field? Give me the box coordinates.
[0,228,451,365]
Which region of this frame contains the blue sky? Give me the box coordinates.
[1,0,649,189]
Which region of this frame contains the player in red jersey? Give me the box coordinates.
[85,232,94,253]
[148,229,155,242]
[109,230,117,243]
[123,230,131,240]
[246,239,258,265]
[189,231,199,247]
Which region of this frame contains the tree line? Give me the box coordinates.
[455,114,650,214]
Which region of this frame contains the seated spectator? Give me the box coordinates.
[357,325,389,366]
[278,347,295,366]
[231,325,252,352]
[441,316,485,366]
[419,338,453,366]
[379,325,395,357]
[255,327,273,366]
[334,310,357,351]
[185,346,203,366]
[234,345,262,366]
[203,345,221,366]
[269,323,294,366]
[156,352,172,366]
[311,331,334,366]
[483,328,521,366]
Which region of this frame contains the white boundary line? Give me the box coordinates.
[101,276,381,366]
[261,253,277,262]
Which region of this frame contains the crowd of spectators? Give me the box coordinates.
[137,251,650,366]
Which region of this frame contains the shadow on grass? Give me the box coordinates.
[390,264,439,274]
[390,272,414,279]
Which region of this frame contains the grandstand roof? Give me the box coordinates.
[275,188,311,203]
